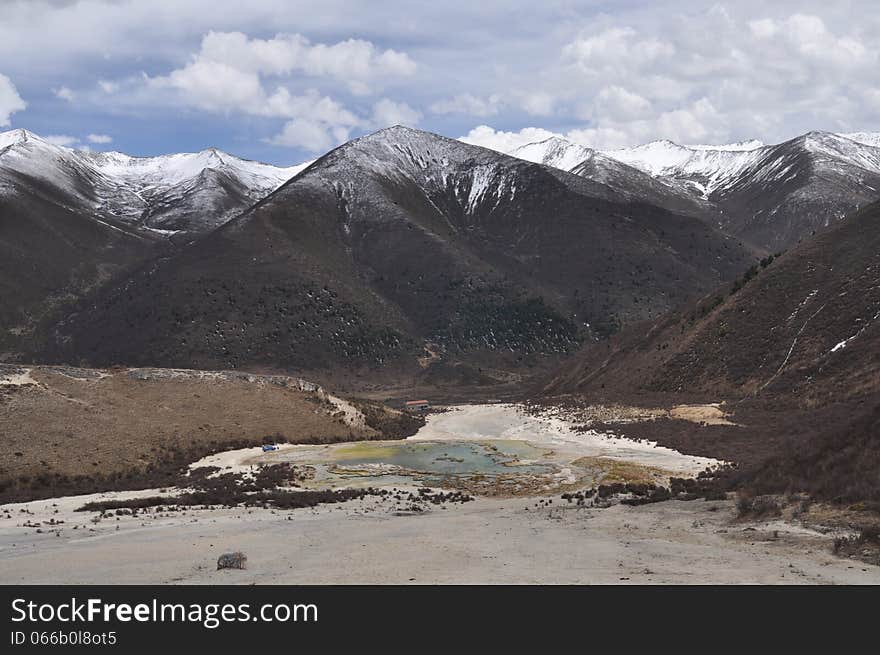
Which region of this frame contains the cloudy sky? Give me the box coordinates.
[0,0,877,165]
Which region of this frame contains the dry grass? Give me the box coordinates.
[0,365,418,502]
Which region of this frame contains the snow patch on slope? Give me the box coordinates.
[838,132,880,148]
[830,308,880,353]
[685,139,765,152]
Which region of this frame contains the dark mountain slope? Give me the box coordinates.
[134,167,255,232]
[739,403,880,503]
[509,136,712,219]
[710,132,880,251]
[545,200,880,504]
[569,152,712,220]
[39,127,755,378]
[545,200,880,404]
[0,130,309,358]
[0,167,157,358]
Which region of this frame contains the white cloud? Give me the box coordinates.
[756,14,871,68]
[652,98,726,144]
[264,89,361,151]
[3,3,880,156]
[54,86,75,102]
[371,98,421,128]
[461,97,729,152]
[256,94,423,151]
[0,73,26,127]
[263,88,359,124]
[152,59,265,113]
[134,31,420,151]
[563,27,675,73]
[87,133,113,144]
[154,31,416,100]
[267,96,424,150]
[43,134,79,147]
[748,18,778,39]
[594,86,651,120]
[268,119,349,152]
[542,10,880,148]
[864,88,880,110]
[458,125,559,152]
[459,123,634,153]
[564,126,633,151]
[431,93,502,117]
[197,31,417,82]
[520,92,555,117]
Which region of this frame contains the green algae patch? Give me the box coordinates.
[572,456,673,486]
[281,439,566,496]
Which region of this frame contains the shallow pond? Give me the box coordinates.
[272,439,558,491]
[331,439,551,474]
[202,404,720,496]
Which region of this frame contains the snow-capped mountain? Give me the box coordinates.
[604,139,766,197]
[0,128,312,353]
[603,131,880,249]
[497,135,709,217]
[603,132,880,196]
[481,132,765,196]
[1,130,153,356]
[838,132,880,148]
[711,131,880,249]
[500,129,880,250]
[45,126,752,375]
[0,129,310,233]
[510,136,596,171]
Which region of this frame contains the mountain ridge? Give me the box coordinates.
[494,129,880,250]
[0,128,312,234]
[37,125,754,383]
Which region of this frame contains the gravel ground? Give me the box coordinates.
[0,493,877,584]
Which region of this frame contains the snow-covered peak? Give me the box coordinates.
[799,129,842,144]
[598,139,770,199]
[327,125,499,178]
[603,139,696,176]
[1,128,306,189]
[597,129,880,203]
[686,139,765,151]
[0,128,110,201]
[0,128,37,150]
[0,128,311,232]
[82,147,303,191]
[0,129,79,157]
[787,131,880,174]
[606,137,763,166]
[839,132,880,148]
[510,136,596,171]
[295,126,540,219]
[352,125,442,150]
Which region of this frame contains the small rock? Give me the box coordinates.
[217,551,247,570]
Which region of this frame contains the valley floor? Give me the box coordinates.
[1,493,877,584]
[0,402,877,584]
